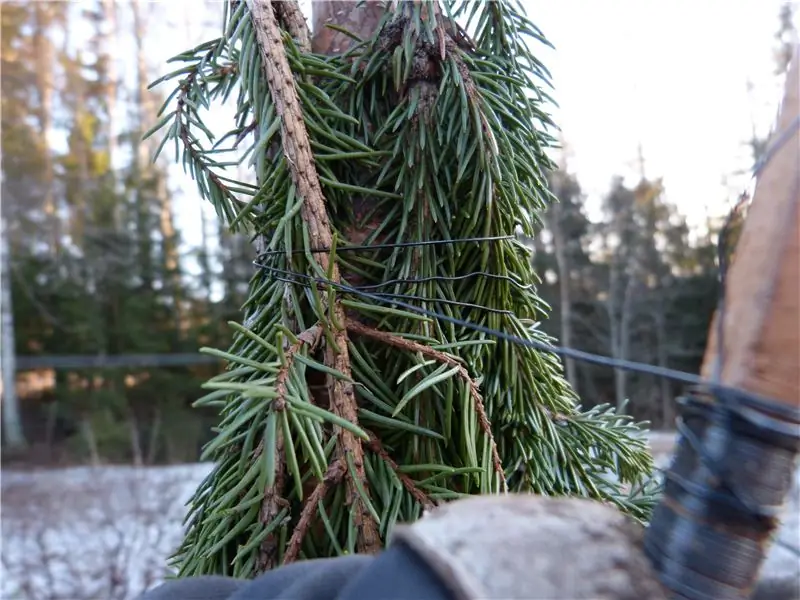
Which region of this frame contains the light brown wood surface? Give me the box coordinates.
[701,45,800,413]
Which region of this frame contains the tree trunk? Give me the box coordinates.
[45,401,59,459]
[616,272,636,412]
[146,405,162,465]
[298,1,389,280]
[127,406,144,466]
[1,213,26,449]
[607,260,625,411]
[193,0,214,308]
[654,297,673,428]
[157,170,183,332]
[218,222,237,303]
[549,201,578,391]
[101,0,118,171]
[81,411,101,467]
[33,2,58,256]
[198,203,214,304]
[146,2,184,331]
[131,0,154,290]
[310,1,386,55]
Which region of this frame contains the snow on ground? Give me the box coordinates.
[1,463,214,600]
[1,434,797,600]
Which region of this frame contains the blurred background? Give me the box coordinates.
[2,0,796,467]
[1,1,798,597]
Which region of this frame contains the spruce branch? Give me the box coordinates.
[145,39,248,227]
[255,322,321,569]
[282,458,346,565]
[247,0,380,554]
[365,432,436,511]
[347,320,506,491]
[152,0,661,578]
[174,77,241,223]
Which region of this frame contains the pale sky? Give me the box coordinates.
[154,0,796,260]
[527,0,795,226]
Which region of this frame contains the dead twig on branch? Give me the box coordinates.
[247,0,380,555]
[254,323,322,570]
[282,458,347,565]
[365,432,436,511]
[346,320,507,492]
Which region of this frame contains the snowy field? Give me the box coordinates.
[1,432,798,600]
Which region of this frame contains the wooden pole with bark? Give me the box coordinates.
[644,43,800,600]
[700,56,800,409]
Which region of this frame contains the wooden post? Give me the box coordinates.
[700,44,800,410]
[644,44,800,600]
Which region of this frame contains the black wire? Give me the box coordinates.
[255,260,534,294]
[256,234,517,257]
[254,259,800,420]
[251,117,800,561]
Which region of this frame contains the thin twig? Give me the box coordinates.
[282,458,346,564]
[247,0,380,553]
[347,320,507,492]
[275,324,323,410]
[249,323,322,569]
[365,431,436,510]
[256,432,289,572]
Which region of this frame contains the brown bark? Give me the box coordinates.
[701,45,800,410]
[249,0,383,557]
[309,0,392,277]
[310,1,386,55]
[256,430,288,570]
[273,1,311,50]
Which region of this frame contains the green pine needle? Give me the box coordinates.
[148,0,659,578]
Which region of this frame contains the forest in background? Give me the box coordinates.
[1,1,796,467]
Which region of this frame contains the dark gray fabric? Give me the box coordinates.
[138,556,370,600]
[227,555,372,600]
[751,576,800,600]
[136,544,800,600]
[336,540,459,600]
[138,576,246,600]
[137,544,456,600]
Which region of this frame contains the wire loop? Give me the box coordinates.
[644,389,800,600]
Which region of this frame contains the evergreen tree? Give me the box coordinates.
[149,0,657,577]
[2,0,213,464]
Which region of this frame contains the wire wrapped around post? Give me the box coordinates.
[644,389,800,600]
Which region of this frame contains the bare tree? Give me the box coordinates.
[1,210,26,449]
[33,2,58,256]
[547,160,578,390]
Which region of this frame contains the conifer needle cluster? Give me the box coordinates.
[149,0,658,578]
